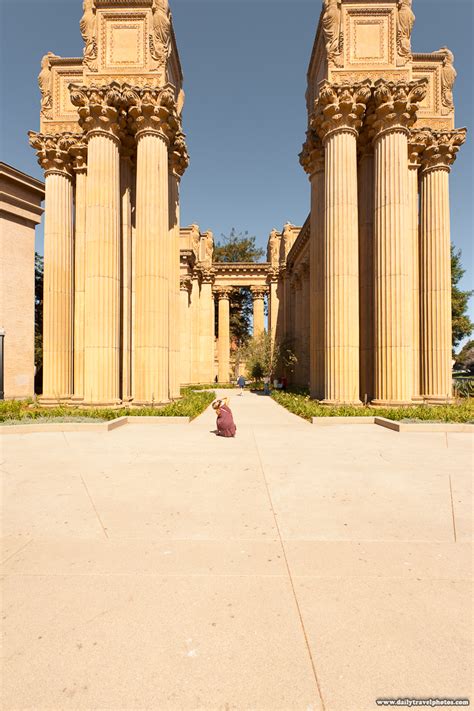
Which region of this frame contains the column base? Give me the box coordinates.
[320,399,362,406]
[37,395,73,407]
[418,396,454,405]
[131,399,171,408]
[70,395,85,404]
[371,400,415,407]
[80,400,123,409]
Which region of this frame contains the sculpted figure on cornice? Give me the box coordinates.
[189,224,200,257]
[312,81,371,143]
[204,230,214,265]
[434,47,457,112]
[396,0,415,63]
[322,0,343,67]
[281,222,296,262]
[28,131,81,176]
[70,83,123,139]
[368,79,428,140]
[420,129,467,173]
[38,52,59,120]
[267,229,280,266]
[150,0,171,72]
[80,0,98,72]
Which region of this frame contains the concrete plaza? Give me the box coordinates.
[1,391,472,710]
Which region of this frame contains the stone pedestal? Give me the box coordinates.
[216,288,231,383]
[419,129,466,402]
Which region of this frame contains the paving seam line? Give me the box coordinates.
[251,427,327,711]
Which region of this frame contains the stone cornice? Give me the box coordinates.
[368,79,428,142]
[312,80,372,144]
[286,216,310,269]
[420,128,467,174]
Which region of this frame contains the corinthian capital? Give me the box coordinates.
[250,286,269,300]
[369,79,428,141]
[124,84,178,142]
[69,83,123,139]
[299,129,324,177]
[312,81,372,143]
[169,128,190,178]
[408,128,431,169]
[213,287,233,300]
[420,129,467,174]
[28,131,80,177]
[197,265,215,284]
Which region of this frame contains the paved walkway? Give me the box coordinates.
[1,390,472,710]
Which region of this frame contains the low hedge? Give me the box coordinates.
[271,391,474,423]
[0,389,215,425]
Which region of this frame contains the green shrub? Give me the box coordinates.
[271,391,474,423]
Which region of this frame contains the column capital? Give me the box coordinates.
[300,129,324,177]
[368,79,428,142]
[213,287,233,300]
[408,128,431,169]
[197,265,215,284]
[69,83,123,142]
[420,128,467,174]
[169,128,190,178]
[312,80,372,144]
[180,275,192,293]
[124,83,178,143]
[28,131,78,178]
[70,139,88,174]
[267,267,280,284]
[250,286,269,300]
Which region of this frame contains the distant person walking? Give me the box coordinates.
[237,375,246,396]
[263,375,270,395]
[212,398,237,438]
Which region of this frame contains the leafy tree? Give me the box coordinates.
[452,245,473,351]
[34,253,44,371]
[237,332,297,382]
[213,229,265,346]
[455,339,474,372]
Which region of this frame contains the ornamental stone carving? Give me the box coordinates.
[408,128,431,168]
[70,140,88,173]
[300,129,324,176]
[312,81,372,143]
[420,129,467,174]
[189,224,200,256]
[124,84,178,141]
[28,132,79,176]
[434,47,457,113]
[322,0,343,67]
[180,276,192,293]
[396,0,415,64]
[198,266,215,284]
[150,0,171,72]
[203,231,214,265]
[250,286,269,300]
[214,287,233,300]
[69,83,123,139]
[267,229,280,266]
[169,128,190,178]
[38,52,59,120]
[369,79,428,140]
[80,0,98,72]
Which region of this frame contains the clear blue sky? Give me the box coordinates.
[1,0,472,325]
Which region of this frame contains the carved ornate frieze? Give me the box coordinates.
[367,78,428,141]
[69,83,123,139]
[420,128,467,174]
[28,131,81,177]
[312,80,372,142]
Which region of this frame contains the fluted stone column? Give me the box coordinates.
[70,85,123,405]
[315,81,371,404]
[29,132,76,400]
[168,170,181,398]
[179,277,192,385]
[71,144,87,400]
[371,80,427,405]
[301,263,310,388]
[251,286,267,339]
[120,150,134,403]
[300,131,324,399]
[268,272,279,348]
[199,269,216,384]
[419,129,466,402]
[293,277,302,385]
[358,141,374,404]
[190,274,201,383]
[216,288,231,383]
